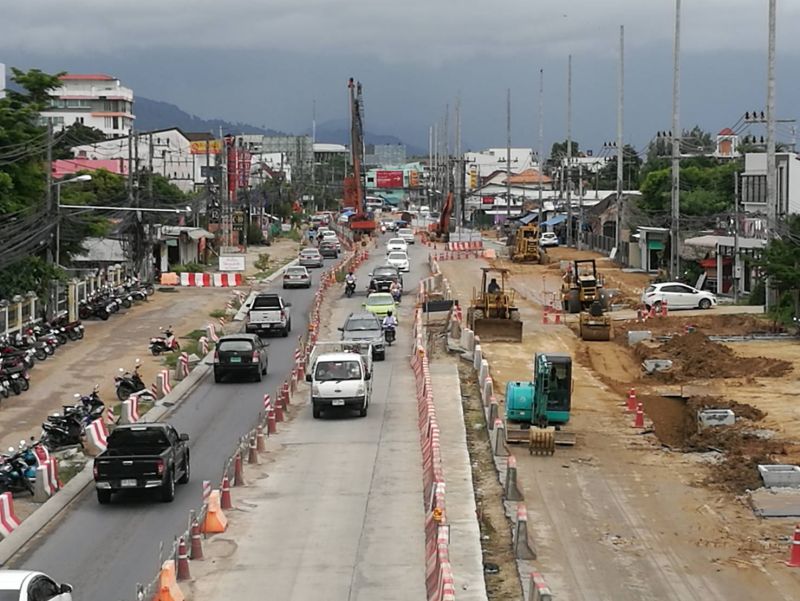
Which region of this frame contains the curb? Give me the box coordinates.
[233,259,299,322]
[0,350,214,566]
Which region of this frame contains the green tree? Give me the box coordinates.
[638,160,739,216]
[760,215,800,318]
[53,122,107,159]
[595,144,642,189]
[550,140,579,161]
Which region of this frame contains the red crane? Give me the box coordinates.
[343,78,376,238]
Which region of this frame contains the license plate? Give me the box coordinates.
[331,399,345,406]
[229,356,242,363]
[121,479,137,488]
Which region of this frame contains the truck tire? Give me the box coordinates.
[312,405,321,419]
[254,368,262,382]
[178,454,190,484]
[161,471,176,502]
[97,489,112,504]
[281,325,289,337]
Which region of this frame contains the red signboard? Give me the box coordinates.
[482,196,495,204]
[375,170,404,189]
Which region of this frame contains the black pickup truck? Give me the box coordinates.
[93,423,190,504]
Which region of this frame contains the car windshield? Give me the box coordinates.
[218,339,254,352]
[251,296,281,309]
[369,295,394,306]
[346,318,380,331]
[388,253,407,261]
[374,268,397,278]
[315,360,362,381]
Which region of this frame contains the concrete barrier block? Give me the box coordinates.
[505,455,524,501]
[697,409,735,429]
[482,378,493,405]
[473,344,482,370]
[529,572,553,601]
[488,399,498,430]
[32,465,52,503]
[627,330,652,346]
[492,419,508,457]
[478,360,489,388]
[514,504,537,559]
[465,329,475,352]
[759,464,800,488]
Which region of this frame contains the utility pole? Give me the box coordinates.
[455,95,462,235]
[566,55,573,247]
[148,133,154,203]
[46,119,54,262]
[671,0,682,279]
[733,169,740,303]
[616,25,625,254]
[578,163,584,250]
[506,88,512,220]
[312,99,316,212]
[765,0,777,312]
[444,104,450,203]
[538,69,544,231]
[428,125,433,206]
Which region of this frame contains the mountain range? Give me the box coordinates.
[135,97,424,155]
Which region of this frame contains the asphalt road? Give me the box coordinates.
[192,239,428,600]
[10,256,336,601]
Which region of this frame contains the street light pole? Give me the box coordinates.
[53,174,93,265]
[671,0,682,279]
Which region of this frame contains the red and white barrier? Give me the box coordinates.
[105,405,116,426]
[202,480,212,506]
[0,492,21,538]
[199,336,209,355]
[120,397,140,424]
[206,323,220,343]
[86,418,109,452]
[158,369,172,398]
[178,352,190,379]
[179,272,243,287]
[49,457,62,492]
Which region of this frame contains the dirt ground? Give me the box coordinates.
[439,255,800,599]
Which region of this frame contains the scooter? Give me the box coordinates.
[115,360,145,401]
[383,324,396,346]
[149,327,180,356]
[345,279,356,298]
[391,287,402,304]
[0,448,35,494]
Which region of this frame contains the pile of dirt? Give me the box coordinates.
[615,314,780,345]
[636,331,792,380]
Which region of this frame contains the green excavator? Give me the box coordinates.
[504,352,575,455]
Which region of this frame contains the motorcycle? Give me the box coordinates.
[0,448,35,494]
[149,327,180,356]
[391,287,402,304]
[115,360,145,401]
[41,388,105,450]
[383,324,396,346]
[345,278,356,298]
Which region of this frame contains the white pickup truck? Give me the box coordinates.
[306,341,373,419]
[245,293,292,337]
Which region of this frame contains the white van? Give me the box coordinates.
[306,344,373,419]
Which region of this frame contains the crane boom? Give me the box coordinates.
[343,78,375,237]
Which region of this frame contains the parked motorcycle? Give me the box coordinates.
[41,387,105,450]
[149,327,180,356]
[0,448,35,494]
[115,360,145,401]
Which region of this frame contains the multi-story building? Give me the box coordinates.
[365,144,406,167]
[464,148,538,190]
[0,63,5,100]
[740,151,800,237]
[41,73,134,137]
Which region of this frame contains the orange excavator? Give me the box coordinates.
[428,191,453,241]
[343,78,376,239]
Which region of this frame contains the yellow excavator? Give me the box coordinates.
[466,267,523,343]
[579,300,612,341]
[510,223,547,264]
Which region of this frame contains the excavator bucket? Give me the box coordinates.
[472,318,523,343]
[529,427,556,456]
[554,431,577,446]
[579,314,612,341]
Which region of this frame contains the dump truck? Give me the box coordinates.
[579,300,612,341]
[561,259,607,314]
[505,352,575,454]
[466,267,523,343]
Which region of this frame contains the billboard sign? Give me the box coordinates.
[375,170,404,189]
[190,140,222,154]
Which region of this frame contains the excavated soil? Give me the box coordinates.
[640,393,800,493]
[635,331,793,380]
[614,314,781,344]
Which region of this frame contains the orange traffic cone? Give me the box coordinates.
[234,451,245,487]
[200,490,228,534]
[632,403,645,428]
[189,518,204,560]
[786,524,800,567]
[626,388,637,412]
[220,476,233,510]
[176,537,191,581]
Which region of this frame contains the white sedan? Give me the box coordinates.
[0,570,73,600]
[386,251,410,272]
[641,282,717,311]
[540,232,559,247]
[386,238,408,253]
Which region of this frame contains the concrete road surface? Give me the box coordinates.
[192,241,428,600]
[10,256,334,601]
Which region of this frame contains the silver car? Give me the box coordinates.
[299,248,323,268]
[282,266,312,289]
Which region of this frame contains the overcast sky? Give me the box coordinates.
[2,1,800,155]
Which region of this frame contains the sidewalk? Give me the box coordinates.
[429,362,488,601]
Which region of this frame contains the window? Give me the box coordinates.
[218,339,255,352]
[76,117,84,124]
[113,117,119,130]
[741,174,767,204]
[27,576,62,601]
[314,360,362,381]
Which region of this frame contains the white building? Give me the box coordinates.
[0,63,5,100]
[740,152,800,236]
[72,128,199,192]
[464,148,538,189]
[41,73,134,137]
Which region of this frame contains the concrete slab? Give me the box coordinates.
[749,488,800,518]
[428,362,489,601]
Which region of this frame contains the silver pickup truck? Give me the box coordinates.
[245,293,292,337]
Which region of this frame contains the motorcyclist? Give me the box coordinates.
[345,271,356,285]
[382,311,398,330]
[390,280,402,303]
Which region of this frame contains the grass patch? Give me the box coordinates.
[209,309,226,318]
[58,460,86,485]
[186,329,206,341]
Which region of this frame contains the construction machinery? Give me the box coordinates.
[579,300,612,341]
[466,267,523,343]
[561,259,606,314]
[510,222,546,264]
[427,192,453,242]
[343,78,376,239]
[505,353,575,455]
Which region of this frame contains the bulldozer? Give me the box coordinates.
[561,259,607,314]
[579,300,612,341]
[504,352,575,455]
[510,223,547,264]
[466,267,523,343]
